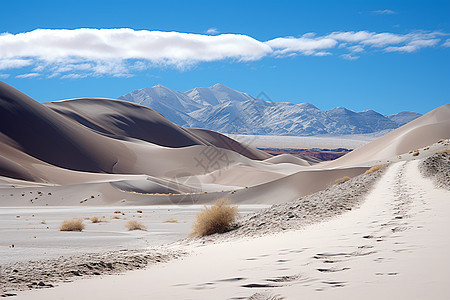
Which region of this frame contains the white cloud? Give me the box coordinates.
[443,39,450,47]
[60,73,89,79]
[0,58,33,70]
[266,35,337,56]
[328,30,444,57]
[0,28,270,63]
[373,9,395,15]
[0,73,10,79]
[16,72,40,78]
[314,51,332,56]
[328,31,407,47]
[341,54,359,60]
[0,28,446,79]
[205,28,219,35]
[385,38,440,53]
[347,45,365,53]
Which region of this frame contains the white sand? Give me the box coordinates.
[225,133,383,149]
[0,205,267,265]
[16,160,450,299]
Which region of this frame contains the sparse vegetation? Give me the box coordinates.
[164,218,178,223]
[335,176,351,185]
[90,216,107,223]
[111,216,120,220]
[41,220,46,224]
[125,220,147,231]
[137,210,143,213]
[191,198,238,237]
[60,218,85,231]
[365,164,383,175]
[114,210,121,214]
[413,151,420,156]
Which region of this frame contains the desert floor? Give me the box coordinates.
[14,159,450,300]
[0,205,267,265]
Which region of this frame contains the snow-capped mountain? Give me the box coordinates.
[117,84,422,136]
[386,111,423,126]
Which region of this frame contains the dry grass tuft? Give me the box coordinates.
[191,198,238,237]
[365,164,383,175]
[40,220,46,224]
[335,176,351,185]
[164,218,178,223]
[137,210,143,213]
[412,151,420,156]
[125,220,147,231]
[90,216,107,223]
[60,218,85,231]
[114,210,121,214]
[111,216,121,220]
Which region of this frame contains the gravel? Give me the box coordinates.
[419,151,450,190]
[0,248,185,296]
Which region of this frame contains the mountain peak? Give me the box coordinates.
[298,103,319,110]
[211,83,227,88]
[118,85,421,136]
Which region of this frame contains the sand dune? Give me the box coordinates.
[45,98,270,160]
[264,153,311,166]
[0,82,270,196]
[323,104,450,168]
[1,81,448,208]
[0,81,374,206]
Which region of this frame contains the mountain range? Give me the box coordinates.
[118,83,422,136]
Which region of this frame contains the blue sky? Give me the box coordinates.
[0,0,449,115]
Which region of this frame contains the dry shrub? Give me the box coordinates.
[114,210,121,214]
[137,210,143,213]
[125,220,146,231]
[111,216,120,220]
[40,220,46,224]
[90,216,107,223]
[413,151,420,156]
[164,218,178,223]
[365,164,383,175]
[335,176,351,185]
[192,198,238,237]
[60,218,85,231]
